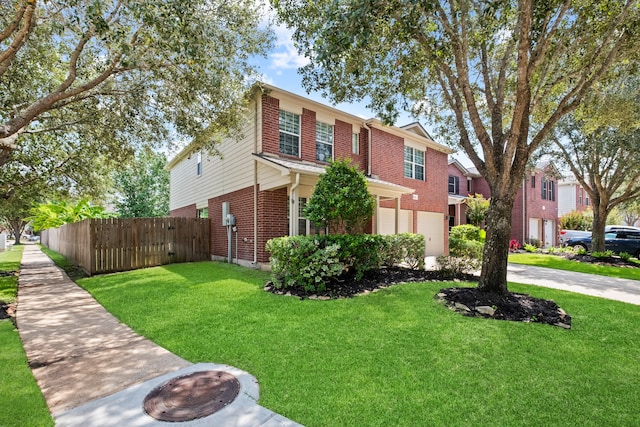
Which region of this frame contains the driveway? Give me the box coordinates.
[507,263,640,306]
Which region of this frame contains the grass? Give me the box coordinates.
[39,245,87,281]
[0,245,54,427]
[509,252,640,281]
[78,261,640,427]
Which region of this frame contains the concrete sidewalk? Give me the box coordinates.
[17,244,302,426]
[507,263,640,305]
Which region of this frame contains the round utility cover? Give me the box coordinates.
[143,370,240,422]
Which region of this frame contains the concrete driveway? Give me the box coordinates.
[507,263,640,305]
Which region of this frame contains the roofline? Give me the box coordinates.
[366,119,453,154]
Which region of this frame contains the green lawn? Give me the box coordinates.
[78,261,640,427]
[0,245,54,427]
[509,252,640,281]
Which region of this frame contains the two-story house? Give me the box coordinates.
[449,161,560,247]
[167,84,453,268]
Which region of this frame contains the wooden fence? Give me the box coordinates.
[41,217,210,275]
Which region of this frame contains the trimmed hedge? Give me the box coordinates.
[266,233,425,292]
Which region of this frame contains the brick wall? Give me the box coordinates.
[301,108,316,162]
[208,187,255,261]
[334,119,353,162]
[262,95,280,155]
[257,187,289,263]
[170,204,197,218]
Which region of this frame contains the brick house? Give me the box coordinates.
[447,159,480,229]
[167,84,453,268]
[465,161,560,247]
[448,160,560,247]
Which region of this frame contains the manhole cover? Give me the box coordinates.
[143,370,240,422]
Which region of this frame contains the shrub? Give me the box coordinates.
[559,209,593,231]
[524,243,538,253]
[591,250,614,259]
[619,251,632,261]
[509,239,521,251]
[573,246,587,255]
[267,234,411,292]
[449,224,484,260]
[382,233,425,269]
[436,255,481,275]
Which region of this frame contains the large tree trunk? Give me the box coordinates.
[590,204,609,252]
[8,219,25,245]
[478,194,516,294]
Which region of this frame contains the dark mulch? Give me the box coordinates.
[563,252,640,268]
[437,287,571,328]
[0,302,16,320]
[264,266,571,328]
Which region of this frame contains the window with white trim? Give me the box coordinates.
[448,176,460,194]
[352,133,359,154]
[316,122,334,162]
[404,146,425,180]
[298,198,326,236]
[196,152,202,176]
[197,208,208,218]
[279,110,300,156]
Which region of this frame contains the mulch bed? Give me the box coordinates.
[263,266,572,328]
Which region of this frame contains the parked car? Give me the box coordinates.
[566,230,640,257]
[559,229,591,246]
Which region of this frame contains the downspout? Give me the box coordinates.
[290,173,300,236]
[363,121,372,176]
[253,97,259,265]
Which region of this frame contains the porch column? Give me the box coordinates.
[395,197,400,234]
[289,173,300,236]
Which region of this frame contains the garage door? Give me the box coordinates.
[378,208,412,235]
[417,211,445,256]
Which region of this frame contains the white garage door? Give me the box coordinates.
[378,208,412,235]
[529,218,540,241]
[544,219,555,248]
[417,211,445,256]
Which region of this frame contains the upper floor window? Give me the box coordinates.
[279,110,300,157]
[541,177,555,201]
[467,178,471,193]
[196,152,202,176]
[316,122,334,162]
[448,176,460,194]
[352,133,359,154]
[404,147,425,180]
[531,175,535,188]
[579,188,583,205]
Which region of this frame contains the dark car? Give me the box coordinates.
[566,230,640,256]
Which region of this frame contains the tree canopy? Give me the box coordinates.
[273,0,640,293]
[113,150,169,218]
[550,75,640,251]
[0,0,273,167]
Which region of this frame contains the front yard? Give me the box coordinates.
[77,261,640,426]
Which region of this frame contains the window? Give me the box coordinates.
[196,152,202,176]
[448,176,460,194]
[541,177,555,201]
[316,122,334,162]
[586,193,590,206]
[298,198,326,236]
[579,188,583,205]
[279,110,300,156]
[404,147,425,180]
[352,133,359,154]
[531,175,536,188]
[467,179,471,193]
[197,208,208,218]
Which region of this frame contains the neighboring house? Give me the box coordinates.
[558,179,591,217]
[469,161,560,247]
[167,84,453,268]
[447,159,480,229]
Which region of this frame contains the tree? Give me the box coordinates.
[113,150,169,218]
[29,199,114,231]
[619,199,640,227]
[0,186,39,244]
[305,159,375,234]
[550,76,640,252]
[0,0,273,168]
[465,194,489,227]
[272,0,639,294]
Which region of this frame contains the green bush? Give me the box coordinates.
[524,243,538,253]
[619,251,632,261]
[591,250,614,259]
[382,233,425,269]
[559,209,592,231]
[449,225,484,260]
[436,255,480,275]
[266,233,425,292]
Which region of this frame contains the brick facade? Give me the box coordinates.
[256,188,288,263]
[170,204,197,218]
[208,187,255,261]
[262,95,280,154]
